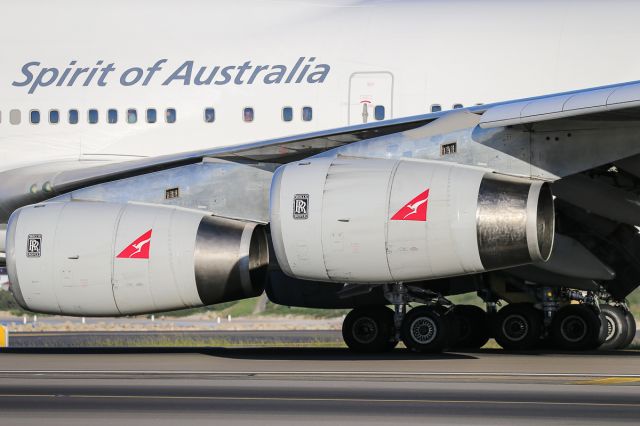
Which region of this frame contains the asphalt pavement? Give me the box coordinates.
[1,344,639,425]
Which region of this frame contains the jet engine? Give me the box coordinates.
[6,201,268,315]
[270,156,554,283]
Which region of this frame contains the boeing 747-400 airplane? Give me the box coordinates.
[1,0,640,352]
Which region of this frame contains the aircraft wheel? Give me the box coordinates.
[401,306,449,353]
[598,305,628,350]
[493,303,542,350]
[551,305,601,350]
[620,310,637,349]
[451,305,490,350]
[342,306,396,353]
[594,313,608,349]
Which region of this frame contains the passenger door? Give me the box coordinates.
[348,72,393,125]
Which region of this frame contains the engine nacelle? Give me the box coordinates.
[6,201,268,315]
[270,157,554,283]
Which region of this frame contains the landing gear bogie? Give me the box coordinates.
[450,304,490,350]
[400,306,450,353]
[550,304,602,350]
[493,303,543,350]
[598,305,628,350]
[621,308,637,349]
[341,306,397,353]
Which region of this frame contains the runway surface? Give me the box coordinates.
[1,346,640,425]
[6,328,638,347]
[7,329,344,347]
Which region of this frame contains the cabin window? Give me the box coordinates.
[147,108,157,123]
[10,109,21,125]
[127,109,137,124]
[431,104,442,113]
[243,107,254,122]
[453,103,463,109]
[282,107,293,122]
[49,110,59,124]
[302,106,312,121]
[30,110,40,124]
[68,109,79,124]
[88,109,99,124]
[374,105,385,121]
[165,108,176,123]
[107,109,117,124]
[204,108,215,123]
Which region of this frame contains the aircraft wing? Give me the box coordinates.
[4,80,640,221]
[0,116,434,220]
[477,80,640,128]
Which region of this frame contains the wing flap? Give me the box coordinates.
[479,81,640,128]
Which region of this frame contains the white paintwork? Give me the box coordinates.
[2,0,640,174]
[112,204,203,314]
[322,157,396,282]
[348,73,393,125]
[269,158,334,281]
[272,157,494,283]
[8,201,208,315]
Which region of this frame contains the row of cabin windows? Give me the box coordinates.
[0,107,314,125]
[206,106,313,123]
[430,104,464,113]
[0,108,176,125]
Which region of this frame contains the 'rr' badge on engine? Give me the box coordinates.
[293,194,309,219]
[26,234,42,257]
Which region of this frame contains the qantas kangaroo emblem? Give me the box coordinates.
[391,189,429,221]
[116,229,152,259]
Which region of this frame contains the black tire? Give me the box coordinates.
[595,313,608,349]
[620,310,637,349]
[342,306,396,353]
[551,305,601,350]
[451,305,490,349]
[598,305,629,350]
[493,303,542,350]
[401,306,449,353]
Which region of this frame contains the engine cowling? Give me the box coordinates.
[270,156,554,283]
[6,201,268,316]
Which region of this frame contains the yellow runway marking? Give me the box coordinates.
[573,377,640,385]
[0,394,639,407]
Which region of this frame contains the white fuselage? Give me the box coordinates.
[1,0,640,172]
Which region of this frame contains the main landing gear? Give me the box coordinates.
[341,283,490,353]
[340,284,637,353]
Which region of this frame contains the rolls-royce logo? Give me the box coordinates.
[293,194,309,220]
[26,234,42,257]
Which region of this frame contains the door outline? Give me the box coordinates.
[347,71,394,124]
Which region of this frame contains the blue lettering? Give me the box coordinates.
[214,65,235,85]
[12,57,332,93]
[162,61,193,85]
[12,61,39,88]
[30,67,59,94]
[120,67,143,86]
